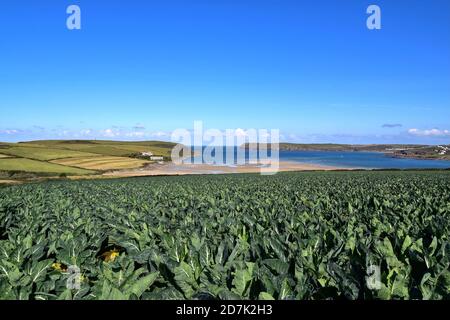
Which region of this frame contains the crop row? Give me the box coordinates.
[0,171,449,299]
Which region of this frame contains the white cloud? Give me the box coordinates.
[125,131,145,137]
[408,128,450,137]
[101,128,120,137]
[235,128,248,137]
[92,128,170,140]
[151,131,168,137]
[0,129,19,135]
[80,129,92,135]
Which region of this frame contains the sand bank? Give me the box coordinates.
[104,161,348,177]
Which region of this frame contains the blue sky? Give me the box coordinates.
[0,0,449,144]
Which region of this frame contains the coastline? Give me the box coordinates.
[244,144,450,162]
[103,161,348,177]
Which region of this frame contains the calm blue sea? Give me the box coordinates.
[189,147,450,169]
[279,150,450,169]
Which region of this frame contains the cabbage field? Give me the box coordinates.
[0,171,449,300]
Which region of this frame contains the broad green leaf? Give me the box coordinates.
[128,272,159,298]
[401,235,412,254]
[232,262,254,297]
[174,261,198,298]
[58,289,73,300]
[258,292,275,300]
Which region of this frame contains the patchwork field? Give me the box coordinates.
[28,143,141,157]
[0,158,94,174]
[52,156,151,170]
[23,140,174,157]
[0,140,175,178]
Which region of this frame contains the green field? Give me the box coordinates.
[0,171,448,300]
[0,146,100,161]
[52,156,151,170]
[0,158,94,175]
[0,140,175,177]
[22,140,175,157]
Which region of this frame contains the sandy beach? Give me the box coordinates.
[103,161,347,177]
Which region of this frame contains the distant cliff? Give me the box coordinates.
[242,143,450,160]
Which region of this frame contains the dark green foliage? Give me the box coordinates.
[0,171,449,300]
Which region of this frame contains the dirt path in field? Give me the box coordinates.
[103,161,349,177]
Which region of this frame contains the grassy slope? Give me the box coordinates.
[0,146,100,160]
[52,156,151,170]
[0,140,175,176]
[0,158,94,174]
[22,140,175,157]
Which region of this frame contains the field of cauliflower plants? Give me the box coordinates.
[0,171,448,300]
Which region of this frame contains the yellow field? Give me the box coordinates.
[52,156,151,170]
